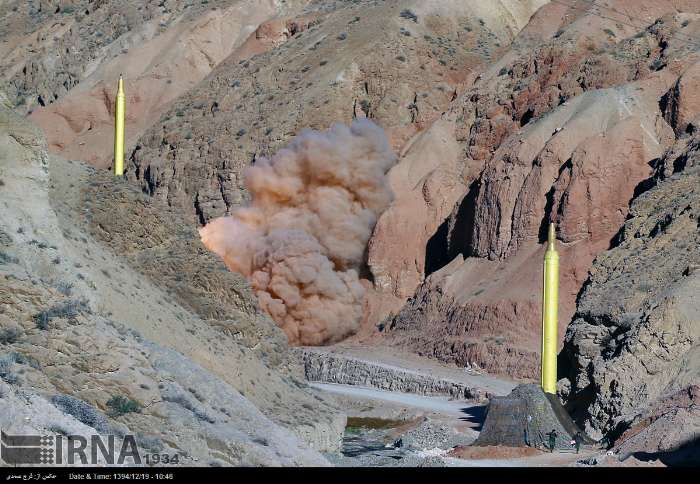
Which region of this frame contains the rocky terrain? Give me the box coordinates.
[4,0,311,168]
[609,385,700,465]
[379,0,699,380]
[0,94,342,465]
[560,125,700,448]
[300,348,492,401]
[128,0,545,224]
[1,0,699,467]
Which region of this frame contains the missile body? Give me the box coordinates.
[541,223,559,394]
[113,76,126,176]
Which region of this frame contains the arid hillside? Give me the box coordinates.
[561,126,700,444]
[374,0,700,380]
[2,0,699,463]
[0,93,342,465]
[128,0,546,224]
[2,0,309,167]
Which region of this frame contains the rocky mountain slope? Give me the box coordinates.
[609,385,700,464]
[0,94,342,465]
[2,0,699,464]
[128,0,546,224]
[3,0,309,167]
[2,0,554,371]
[560,126,700,447]
[376,0,700,380]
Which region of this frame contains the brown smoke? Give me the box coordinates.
[199,120,396,345]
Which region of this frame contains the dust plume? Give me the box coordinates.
[199,119,396,345]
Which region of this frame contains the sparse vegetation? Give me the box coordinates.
[337,32,347,41]
[33,299,89,330]
[0,325,22,344]
[0,251,19,265]
[188,387,205,402]
[47,424,69,436]
[252,437,269,446]
[51,394,110,431]
[0,351,36,383]
[399,9,418,23]
[106,395,142,416]
[56,281,73,296]
[163,393,214,423]
[11,352,39,369]
[650,59,666,71]
[136,434,164,453]
[0,353,18,384]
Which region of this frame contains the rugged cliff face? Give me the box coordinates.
[377,2,700,381]
[2,0,309,167]
[0,96,343,464]
[128,0,545,225]
[3,0,700,460]
[8,0,697,378]
[609,385,700,464]
[560,127,700,443]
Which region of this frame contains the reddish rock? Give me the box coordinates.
[663,60,700,135]
[371,4,695,379]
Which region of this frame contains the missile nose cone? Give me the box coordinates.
[117,75,124,93]
[548,223,556,250]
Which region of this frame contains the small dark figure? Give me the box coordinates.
[574,431,583,454]
[524,415,532,446]
[546,429,558,452]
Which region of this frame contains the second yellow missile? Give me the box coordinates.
[114,75,125,176]
[541,223,559,394]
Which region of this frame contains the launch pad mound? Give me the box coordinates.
[473,384,595,450]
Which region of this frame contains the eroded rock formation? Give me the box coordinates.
[0,94,343,464]
[378,3,700,383]
[561,128,700,443]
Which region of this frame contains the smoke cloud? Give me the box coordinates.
[199,119,396,345]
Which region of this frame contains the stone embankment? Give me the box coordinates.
[298,349,490,401]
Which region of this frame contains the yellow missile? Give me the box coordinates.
[541,223,559,394]
[113,75,126,176]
